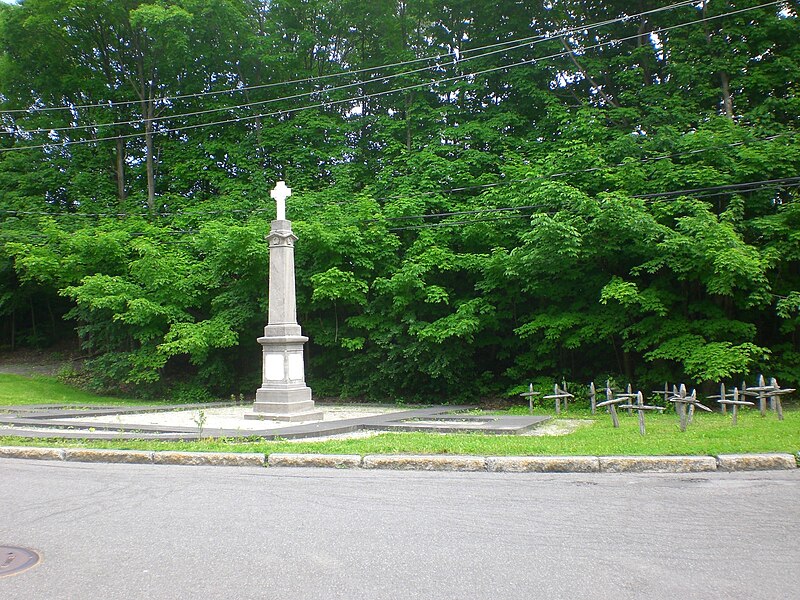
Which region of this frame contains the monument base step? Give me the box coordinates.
[248,390,322,422]
[244,410,324,422]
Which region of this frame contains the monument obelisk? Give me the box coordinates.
[247,181,322,421]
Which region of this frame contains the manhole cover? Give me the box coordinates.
[0,546,40,578]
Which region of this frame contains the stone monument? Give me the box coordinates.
[246,181,323,421]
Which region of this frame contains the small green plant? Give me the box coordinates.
[193,409,208,437]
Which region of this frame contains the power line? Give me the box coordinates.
[7,34,605,135]
[370,133,791,202]
[384,177,800,231]
[633,176,800,199]
[388,213,539,231]
[0,134,793,220]
[0,1,696,116]
[0,207,273,219]
[4,175,797,228]
[386,182,800,231]
[385,178,800,227]
[378,204,557,223]
[0,1,780,153]
[3,1,698,134]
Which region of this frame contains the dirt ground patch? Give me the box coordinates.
[0,350,83,377]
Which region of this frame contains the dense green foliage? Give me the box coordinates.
[1,1,799,401]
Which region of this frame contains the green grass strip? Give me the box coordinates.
[1,411,798,457]
[1,375,798,457]
[0,374,151,406]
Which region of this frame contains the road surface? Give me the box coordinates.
[1,459,798,599]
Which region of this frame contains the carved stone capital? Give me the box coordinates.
[267,230,298,247]
[267,220,298,247]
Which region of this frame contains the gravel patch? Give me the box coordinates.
[523,418,593,436]
[0,351,82,376]
[54,404,403,432]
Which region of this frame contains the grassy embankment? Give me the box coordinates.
[0,373,151,406]
[1,374,798,457]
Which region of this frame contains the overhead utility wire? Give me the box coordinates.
[4,175,797,224]
[387,213,542,231]
[4,179,797,242]
[0,130,793,218]
[633,176,800,198]
[372,133,790,202]
[0,1,696,116]
[13,36,553,135]
[7,1,699,134]
[0,133,789,219]
[7,177,800,240]
[0,1,780,154]
[378,176,800,224]
[8,180,796,239]
[8,35,624,135]
[387,182,800,231]
[4,128,786,220]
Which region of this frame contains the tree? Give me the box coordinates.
[1,0,798,399]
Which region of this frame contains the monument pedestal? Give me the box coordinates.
[247,205,323,422]
[246,325,322,422]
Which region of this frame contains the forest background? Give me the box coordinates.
[0,0,798,403]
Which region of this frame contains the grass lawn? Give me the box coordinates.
[1,374,798,457]
[0,373,170,406]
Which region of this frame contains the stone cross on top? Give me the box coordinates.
[270,180,291,221]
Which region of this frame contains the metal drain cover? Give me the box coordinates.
[0,546,40,578]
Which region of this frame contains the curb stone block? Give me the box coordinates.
[716,453,797,471]
[268,453,361,468]
[152,451,265,467]
[64,448,154,464]
[0,446,65,461]
[486,456,600,473]
[362,454,487,471]
[599,456,717,473]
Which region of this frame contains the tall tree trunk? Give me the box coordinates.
[637,18,652,86]
[144,99,156,213]
[47,299,56,336]
[94,24,128,204]
[623,350,633,383]
[719,71,734,119]
[115,137,127,203]
[131,28,156,214]
[30,299,37,340]
[405,92,413,152]
[701,1,734,119]
[400,4,413,152]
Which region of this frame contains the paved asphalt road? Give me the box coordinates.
[1,459,798,599]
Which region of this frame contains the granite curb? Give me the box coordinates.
[0,446,65,461]
[362,454,487,471]
[486,456,600,472]
[0,446,798,472]
[599,455,718,473]
[153,451,265,467]
[268,453,361,468]
[64,448,155,464]
[716,453,797,471]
